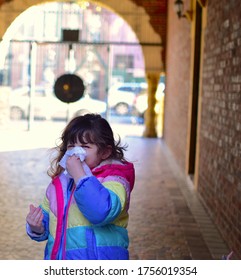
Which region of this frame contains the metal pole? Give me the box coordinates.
[28,41,37,131]
[66,43,75,122]
[106,44,113,121]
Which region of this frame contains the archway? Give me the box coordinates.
[0,0,165,136]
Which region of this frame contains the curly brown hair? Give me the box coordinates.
[47,114,127,178]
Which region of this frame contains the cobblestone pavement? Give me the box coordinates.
[0,122,230,260]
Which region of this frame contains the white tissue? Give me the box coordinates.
[59,147,92,176]
[59,147,86,169]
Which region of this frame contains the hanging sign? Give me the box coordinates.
[54,74,85,103]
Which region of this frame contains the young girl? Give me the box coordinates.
[26,114,135,260]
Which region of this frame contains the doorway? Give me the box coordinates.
[188,1,202,178]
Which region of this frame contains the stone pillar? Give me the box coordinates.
[143,71,160,138]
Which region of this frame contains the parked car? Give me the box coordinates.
[133,83,165,118]
[9,86,107,121]
[107,82,147,115]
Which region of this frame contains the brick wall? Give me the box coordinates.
[199,0,241,257]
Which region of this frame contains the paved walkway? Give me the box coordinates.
[0,122,230,260]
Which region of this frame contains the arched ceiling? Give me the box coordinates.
[130,0,167,46]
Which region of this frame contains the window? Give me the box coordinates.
[114,55,134,69]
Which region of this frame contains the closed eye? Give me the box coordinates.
[81,145,90,149]
[67,144,75,149]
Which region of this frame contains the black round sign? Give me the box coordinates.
[54,74,85,103]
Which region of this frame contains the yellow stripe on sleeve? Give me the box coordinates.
[103,181,127,211]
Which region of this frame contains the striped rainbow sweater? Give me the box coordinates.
[27,159,135,260]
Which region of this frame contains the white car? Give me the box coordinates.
[9,86,107,120]
[107,83,147,115]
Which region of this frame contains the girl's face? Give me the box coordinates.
[67,139,110,169]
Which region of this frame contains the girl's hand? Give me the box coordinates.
[66,155,86,182]
[26,204,44,234]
